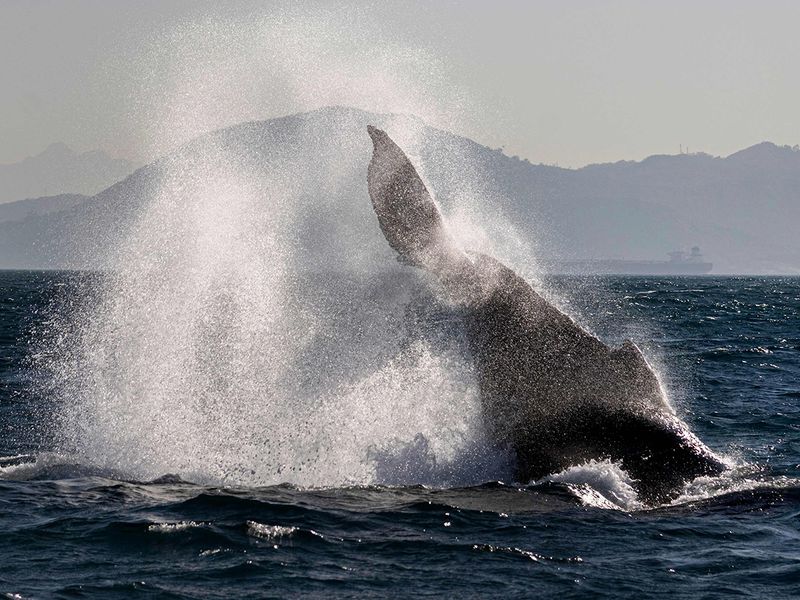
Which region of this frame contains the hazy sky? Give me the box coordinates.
[2,0,798,167]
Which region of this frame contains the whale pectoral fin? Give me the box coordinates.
[367,126,471,277]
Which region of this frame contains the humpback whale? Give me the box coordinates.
[366,125,725,504]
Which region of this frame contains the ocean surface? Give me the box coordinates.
[1,270,799,599]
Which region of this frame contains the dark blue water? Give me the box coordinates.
[1,271,799,598]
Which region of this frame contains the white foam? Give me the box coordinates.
[148,521,205,533]
[246,521,298,542]
[543,459,644,511]
[670,464,800,506]
[543,456,799,511]
[0,452,76,481]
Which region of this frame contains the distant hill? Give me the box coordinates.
[0,194,88,224]
[0,143,136,205]
[0,107,797,274]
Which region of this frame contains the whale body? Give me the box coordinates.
[366,125,725,504]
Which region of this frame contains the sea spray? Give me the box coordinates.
[23,7,586,489]
[37,123,520,488]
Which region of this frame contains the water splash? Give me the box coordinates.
[543,459,644,511]
[36,110,526,488]
[28,7,621,492]
[32,4,529,487]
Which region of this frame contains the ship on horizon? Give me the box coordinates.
[543,246,713,275]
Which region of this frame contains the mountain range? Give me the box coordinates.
[0,107,797,274]
[0,143,135,205]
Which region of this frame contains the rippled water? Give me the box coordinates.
[1,271,799,598]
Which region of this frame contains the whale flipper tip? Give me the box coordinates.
[367,125,383,144]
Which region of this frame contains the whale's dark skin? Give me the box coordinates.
[366,125,726,504]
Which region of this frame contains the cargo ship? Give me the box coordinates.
[543,247,713,275]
